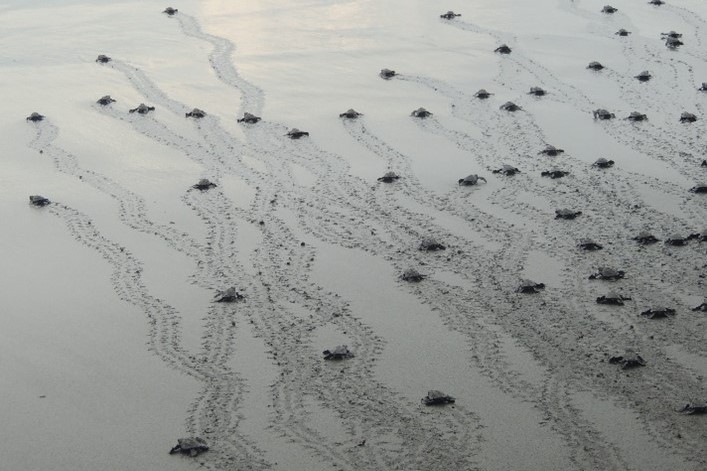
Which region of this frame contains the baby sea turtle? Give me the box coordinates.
[662,31,682,39]
[286,128,309,139]
[555,208,582,220]
[129,103,155,115]
[601,5,618,13]
[458,174,487,186]
[541,169,569,179]
[578,239,603,250]
[237,112,261,124]
[633,231,660,244]
[615,29,631,36]
[169,437,208,457]
[689,183,707,193]
[589,267,625,280]
[539,145,565,156]
[492,164,520,176]
[411,107,432,118]
[400,268,426,282]
[380,68,396,79]
[96,54,111,63]
[626,112,647,122]
[163,7,178,15]
[192,179,216,191]
[691,301,707,311]
[699,83,707,92]
[26,112,44,122]
[648,0,664,5]
[593,109,615,120]
[635,71,652,82]
[596,292,632,305]
[688,229,706,241]
[419,238,446,251]
[378,171,400,183]
[665,234,692,246]
[214,287,244,303]
[500,101,521,112]
[702,160,707,167]
[323,345,354,360]
[29,195,50,207]
[516,279,545,294]
[185,108,206,118]
[440,11,461,19]
[494,44,512,54]
[593,158,615,168]
[680,112,697,123]
[422,390,455,406]
[339,109,362,119]
[96,95,116,106]
[474,89,493,99]
[678,403,707,415]
[528,86,546,96]
[665,37,683,49]
[608,351,646,369]
[640,307,676,319]
[587,61,604,71]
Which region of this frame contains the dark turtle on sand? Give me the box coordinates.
[665,37,683,49]
[440,11,461,19]
[626,112,647,122]
[214,287,244,303]
[422,390,455,406]
[665,234,692,246]
[516,279,545,294]
[555,208,582,220]
[593,158,615,168]
[474,89,493,99]
[528,86,546,96]
[192,179,216,191]
[601,5,618,13]
[29,195,50,207]
[129,103,155,115]
[377,171,400,183]
[593,109,615,120]
[400,268,426,282]
[578,239,603,251]
[411,107,433,118]
[589,267,625,280]
[323,345,354,360]
[635,71,652,82]
[615,29,631,36]
[339,108,362,119]
[380,68,396,79]
[237,112,261,124]
[689,183,707,193]
[419,238,446,251]
[702,160,707,167]
[458,174,487,186]
[95,54,111,63]
[169,437,208,457]
[680,112,697,123]
[609,351,646,369]
[662,31,682,39]
[688,229,706,242]
[699,83,707,92]
[96,95,116,106]
[587,61,605,71]
[597,292,632,305]
[633,231,660,244]
[494,44,512,54]
[500,101,521,112]
[286,128,309,139]
[648,0,664,5]
[163,7,178,15]
[692,301,707,312]
[541,169,569,179]
[678,403,707,414]
[26,112,44,122]
[539,145,565,156]
[185,108,206,118]
[640,307,676,319]
[492,164,520,176]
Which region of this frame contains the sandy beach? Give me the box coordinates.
[1,1,705,470]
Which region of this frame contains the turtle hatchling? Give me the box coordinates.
[192,179,216,191]
[163,7,178,15]
[377,171,400,183]
[608,351,646,369]
[169,437,208,457]
[555,208,582,220]
[665,37,683,49]
[539,145,565,156]
[678,403,707,415]
[96,95,116,106]
[528,86,546,96]
[474,89,493,99]
[635,71,652,82]
[601,5,618,13]
[400,268,426,282]
[689,183,707,193]
[615,29,631,36]
[29,195,50,207]
[492,164,520,176]
[702,160,707,167]
[96,54,111,63]
[633,231,660,244]
[517,279,545,294]
[578,239,603,251]
[323,345,354,360]
[422,390,456,406]
[26,112,44,122]
[214,287,244,303]
[339,109,362,119]
[411,107,432,118]
[692,301,707,312]
[440,11,461,19]
[541,169,569,179]
[458,174,487,186]
[680,112,697,123]
[237,112,261,124]
[419,238,446,251]
[662,31,682,39]
[593,158,615,168]
[688,229,706,242]
[185,108,206,118]
[380,68,396,79]
[587,61,605,71]
[699,83,707,92]
[665,234,691,246]
[626,112,647,122]
[589,267,625,280]
[495,44,512,54]
[500,101,521,112]
[596,292,632,305]
[593,109,615,120]
[129,103,155,115]
[286,128,309,139]
[640,307,676,319]
[648,0,664,5]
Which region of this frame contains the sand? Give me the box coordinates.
[1,0,705,470]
